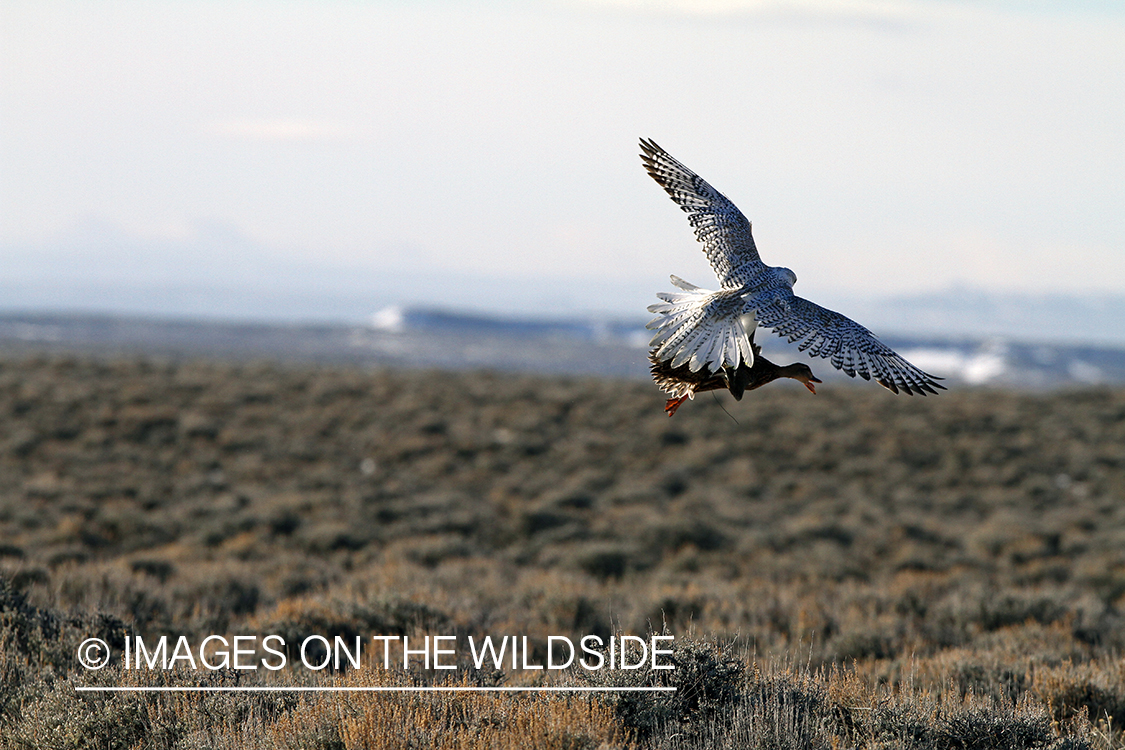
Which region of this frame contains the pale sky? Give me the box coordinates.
[1,0,1123,320]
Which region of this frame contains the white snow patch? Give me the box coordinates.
[370,305,406,333]
[1068,360,1104,384]
[901,344,1008,385]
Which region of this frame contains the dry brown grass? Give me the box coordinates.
[1,353,1124,748]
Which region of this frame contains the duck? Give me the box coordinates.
[641,138,944,400]
[650,336,822,416]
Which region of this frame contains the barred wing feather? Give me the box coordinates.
[639,139,765,289]
[756,292,945,395]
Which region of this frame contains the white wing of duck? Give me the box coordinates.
[641,138,944,396]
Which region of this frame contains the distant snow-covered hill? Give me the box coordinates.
[4,223,1125,347]
[2,308,1124,389]
[831,287,1125,348]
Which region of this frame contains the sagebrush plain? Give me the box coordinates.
[1,354,1123,748]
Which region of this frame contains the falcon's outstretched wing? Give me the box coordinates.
[755,291,945,395]
[640,139,765,289]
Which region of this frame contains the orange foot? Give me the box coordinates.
[665,395,689,416]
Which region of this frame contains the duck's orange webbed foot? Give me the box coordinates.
[665,395,689,416]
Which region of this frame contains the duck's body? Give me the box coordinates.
[640,139,943,400]
[650,339,821,416]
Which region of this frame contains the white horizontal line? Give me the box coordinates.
[76,686,677,693]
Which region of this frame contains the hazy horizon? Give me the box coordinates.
[3,1,1122,331]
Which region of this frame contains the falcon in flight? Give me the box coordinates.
[642,138,943,403]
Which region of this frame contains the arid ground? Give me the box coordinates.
[1,353,1123,748]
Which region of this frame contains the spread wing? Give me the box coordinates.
[640,138,765,289]
[755,291,945,395]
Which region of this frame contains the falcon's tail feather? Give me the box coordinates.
[669,275,701,291]
[647,279,755,372]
